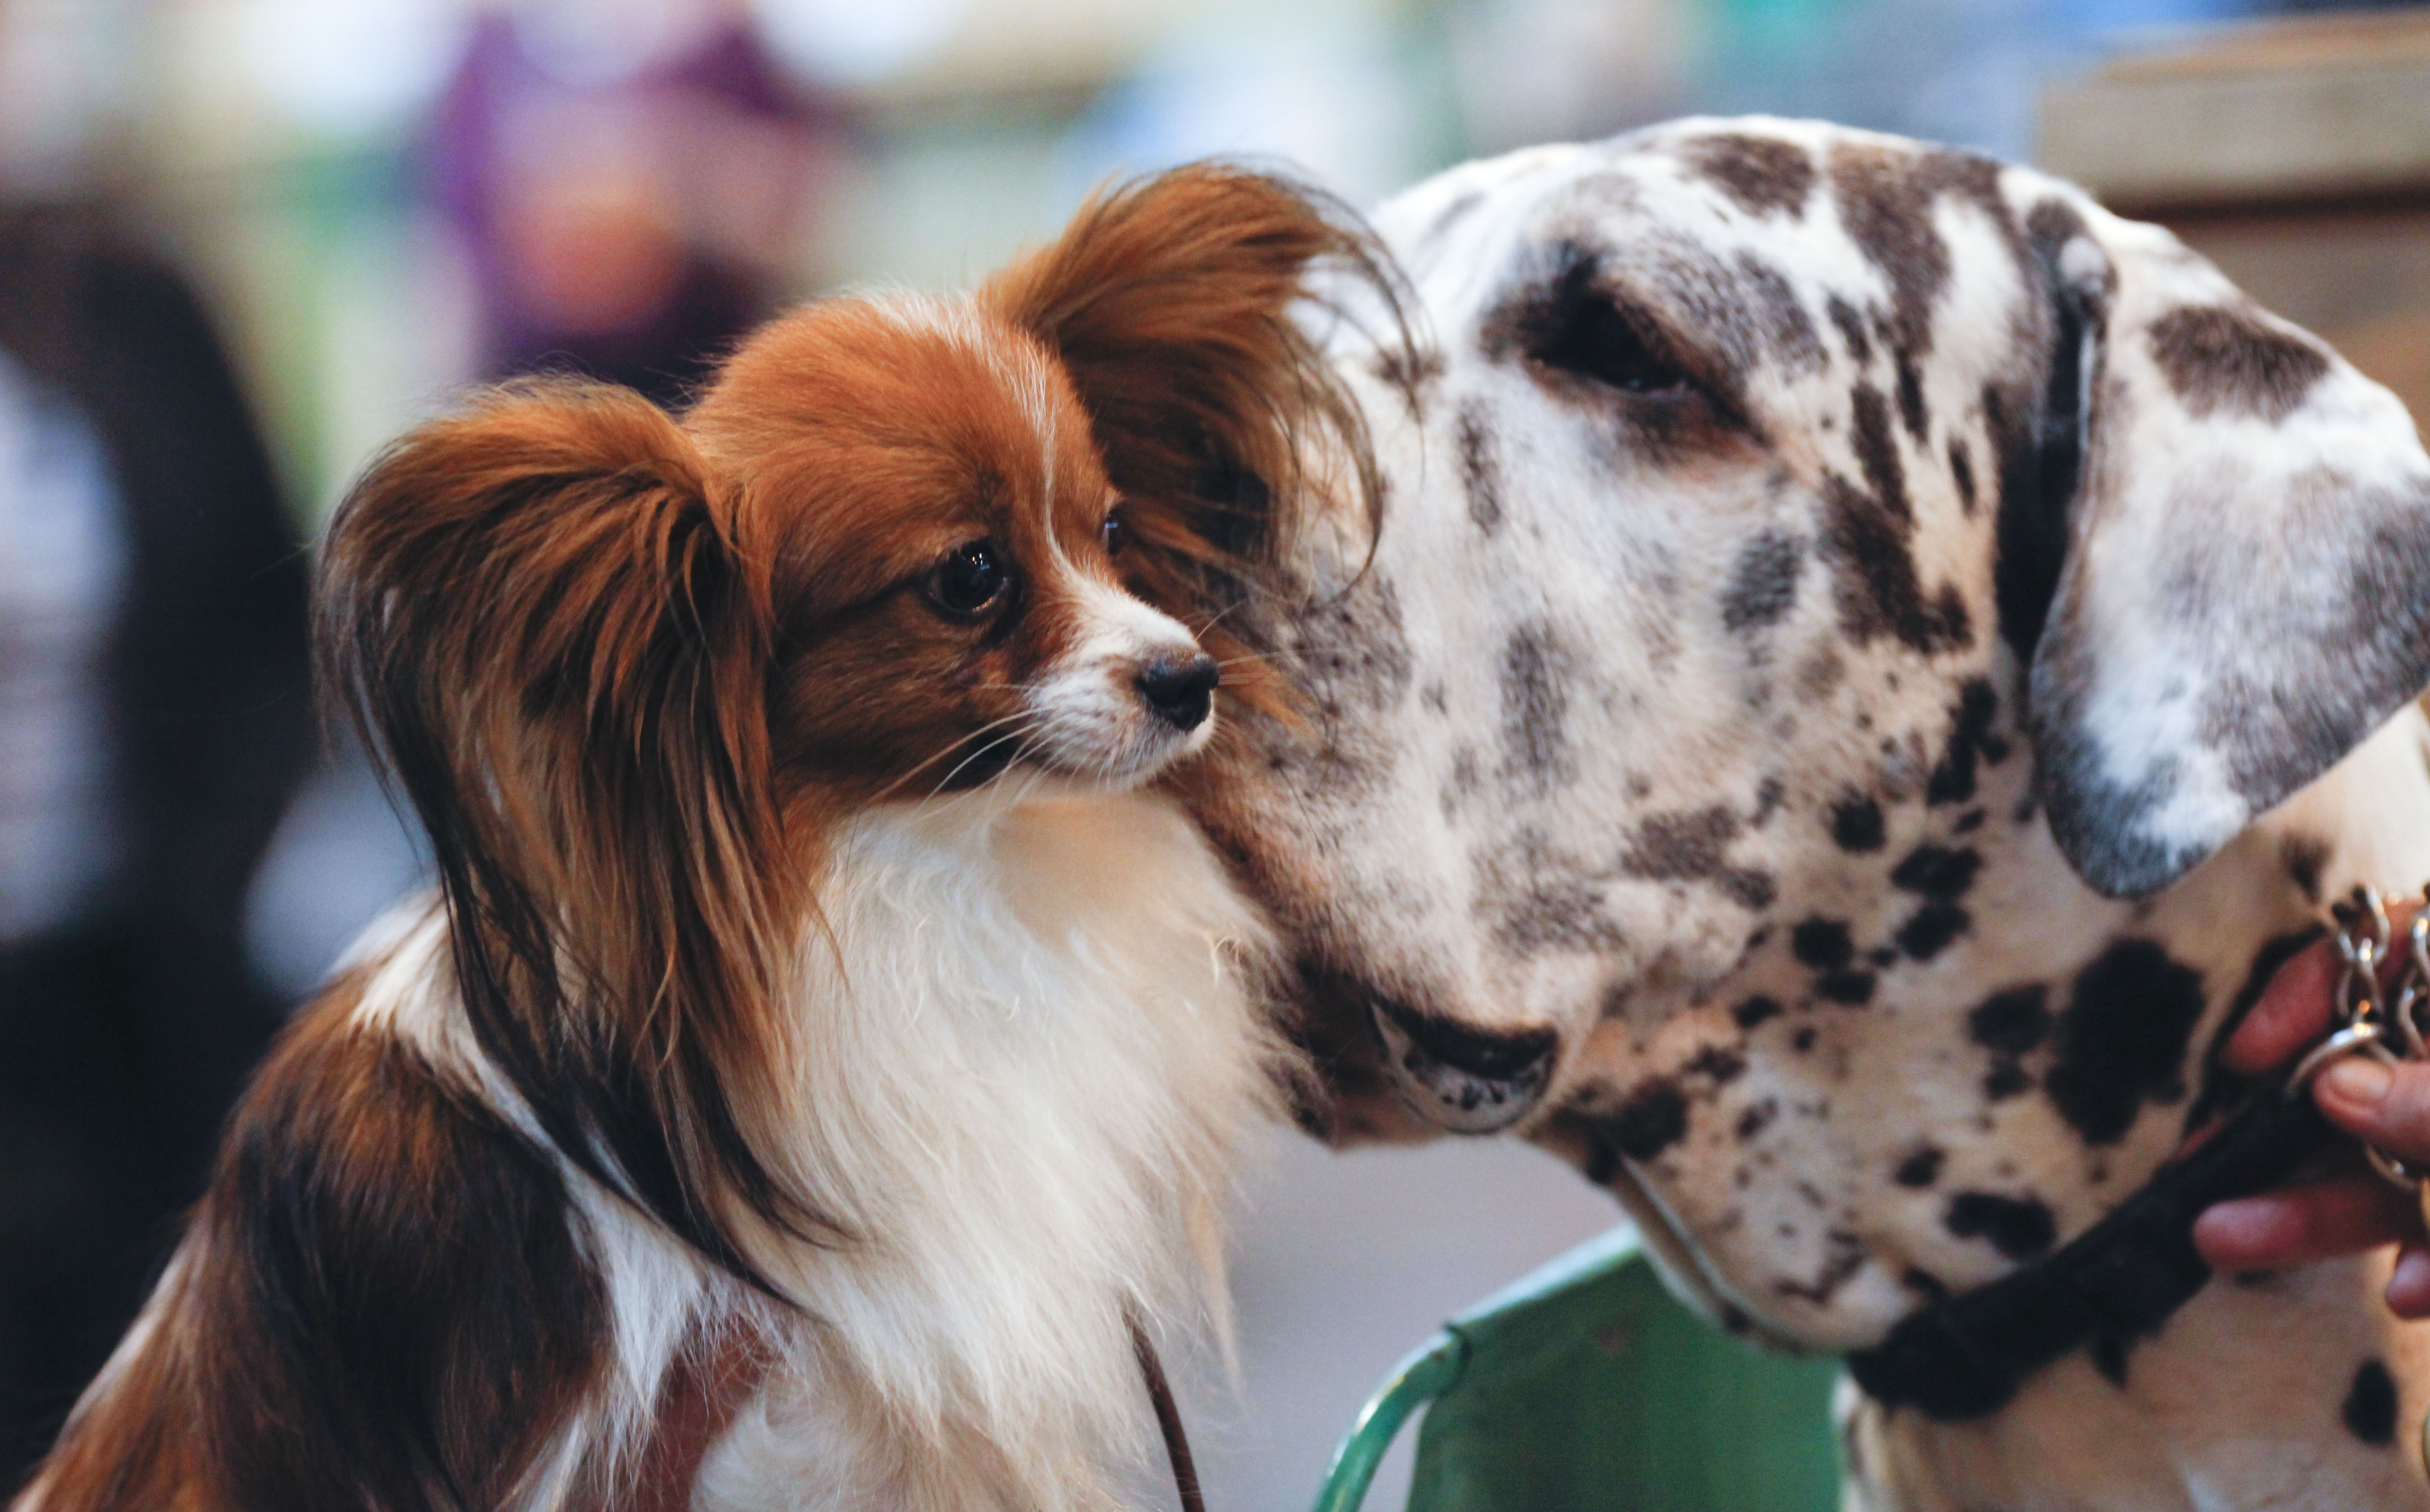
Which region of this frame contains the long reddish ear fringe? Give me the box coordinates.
[981,162,1413,726]
[317,379,829,1286]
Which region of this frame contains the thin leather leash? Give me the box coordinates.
[1129,1310,1207,1512]
[1850,887,2425,1422]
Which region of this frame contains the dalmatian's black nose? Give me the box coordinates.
[1371,997,1558,1134]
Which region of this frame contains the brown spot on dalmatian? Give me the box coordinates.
[1945,1190,2056,1260]
[2146,304,2330,423]
[1830,143,2015,369]
[1498,622,1575,792]
[1730,251,1827,377]
[1820,475,1974,654]
[1371,342,1447,398]
[2279,833,2331,904]
[2044,940,2207,1145]
[1455,398,1504,535]
[1850,384,1910,523]
[1722,529,1802,636]
[1619,806,1769,913]
[2343,1358,2399,1446]
[1893,1145,1944,1188]
[1831,794,1886,852]
[1678,132,1816,218]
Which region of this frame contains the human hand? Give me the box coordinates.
[2192,900,2430,1316]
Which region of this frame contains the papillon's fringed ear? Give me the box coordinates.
[983,162,1415,722]
[317,379,830,1287]
[2010,192,2430,898]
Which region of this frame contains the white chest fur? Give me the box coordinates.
[693,791,1285,1512]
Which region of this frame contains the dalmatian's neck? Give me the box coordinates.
[1793,709,2430,1512]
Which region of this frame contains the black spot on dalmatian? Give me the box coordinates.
[1925,680,2004,806]
[1831,795,1886,853]
[1969,986,2052,1055]
[1948,437,1977,514]
[1498,623,1575,792]
[1894,1145,1944,1187]
[1895,902,1969,960]
[1751,776,1785,826]
[2090,1333,2131,1388]
[1815,970,1877,1006]
[1456,398,1505,535]
[1792,917,1854,969]
[2343,1358,2399,1447]
[1826,294,1873,366]
[1895,351,1929,443]
[1792,1027,1818,1053]
[1984,1060,2033,1100]
[1849,384,1910,523]
[1591,1077,1692,1171]
[1678,132,1816,218]
[1945,1191,2057,1260]
[2182,926,2328,1136]
[1891,843,1981,901]
[2279,834,2332,904]
[1902,1268,1951,1301]
[1953,808,1986,834]
[1869,946,1898,967]
[1734,994,1784,1030]
[2147,304,2331,423]
[1688,1044,1747,1084]
[1737,1098,1779,1141]
[1819,475,1973,654]
[2044,940,2208,1145]
[1722,529,1802,634]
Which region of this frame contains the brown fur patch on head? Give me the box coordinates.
[980,162,1407,730]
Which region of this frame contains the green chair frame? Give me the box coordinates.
[1312,1229,1844,1512]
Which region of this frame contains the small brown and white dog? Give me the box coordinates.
[17,165,1389,1512]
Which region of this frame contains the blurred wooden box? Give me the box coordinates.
[2039,11,2430,427]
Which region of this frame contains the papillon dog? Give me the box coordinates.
[19,164,1393,1512]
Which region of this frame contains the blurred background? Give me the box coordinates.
[3,0,2428,1502]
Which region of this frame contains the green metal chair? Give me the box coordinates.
[1312,1229,1844,1512]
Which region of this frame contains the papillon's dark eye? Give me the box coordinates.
[1101,513,1127,558]
[926,540,1010,618]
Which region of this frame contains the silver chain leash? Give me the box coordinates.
[2291,885,2430,1190]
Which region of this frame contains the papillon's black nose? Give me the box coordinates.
[1136,654,1220,731]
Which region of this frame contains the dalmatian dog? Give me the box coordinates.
[1180,118,2430,1510]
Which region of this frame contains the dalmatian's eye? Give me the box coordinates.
[1530,283,1695,396]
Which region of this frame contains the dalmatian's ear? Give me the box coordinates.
[2022,194,2430,899]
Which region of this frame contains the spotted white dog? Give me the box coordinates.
[1184,119,2430,1510]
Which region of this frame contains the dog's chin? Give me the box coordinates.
[1008,719,1216,800]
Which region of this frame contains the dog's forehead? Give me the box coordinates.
[1379,122,2028,361]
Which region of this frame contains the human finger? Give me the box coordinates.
[2192,1174,2418,1271]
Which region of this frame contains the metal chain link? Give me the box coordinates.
[2291,885,2430,1189]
